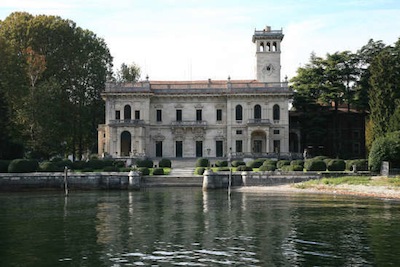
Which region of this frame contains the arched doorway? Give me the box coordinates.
[251,130,266,154]
[121,131,131,157]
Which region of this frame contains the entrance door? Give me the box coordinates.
[121,131,131,156]
[196,141,203,157]
[253,140,262,153]
[216,141,223,157]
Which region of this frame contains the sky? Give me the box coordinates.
[1,0,400,81]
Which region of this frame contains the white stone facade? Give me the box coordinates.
[98,26,293,159]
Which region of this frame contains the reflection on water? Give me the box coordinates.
[0,189,400,266]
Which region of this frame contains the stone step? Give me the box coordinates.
[169,168,196,177]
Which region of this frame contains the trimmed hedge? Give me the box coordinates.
[215,160,228,167]
[39,161,63,172]
[196,158,210,167]
[0,160,10,173]
[217,167,230,171]
[304,159,326,171]
[277,160,290,169]
[263,160,277,167]
[231,160,245,167]
[346,159,368,171]
[326,159,346,171]
[259,164,276,171]
[103,166,120,172]
[290,160,304,168]
[291,164,304,171]
[247,159,265,168]
[137,159,154,168]
[71,161,86,170]
[152,168,165,175]
[237,165,253,171]
[159,158,172,168]
[8,159,39,173]
[138,167,150,175]
[196,167,206,175]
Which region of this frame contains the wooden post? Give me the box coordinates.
[64,166,69,196]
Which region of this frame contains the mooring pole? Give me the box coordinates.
[64,166,69,196]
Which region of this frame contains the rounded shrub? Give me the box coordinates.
[231,160,245,167]
[54,159,73,169]
[40,161,63,172]
[277,160,290,169]
[152,168,165,175]
[281,165,292,171]
[290,160,304,168]
[196,158,210,167]
[102,166,120,172]
[0,160,10,173]
[113,160,125,168]
[304,159,326,171]
[312,156,329,161]
[8,159,39,173]
[259,164,276,171]
[217,167,230,171]
[346,159,368,171]
[71,161,87,170]
[290,164,304,171]
[87,159,114,170]
[138,167,150,175]
[215,160,228,167]
[369,131,400,172]
[263,159,277,167]
[247,159,265,168]
[326,159,346,171]
[159,158,172,168]
[237,165,253,171]
[136,158,154,168]
[196,167,206,175]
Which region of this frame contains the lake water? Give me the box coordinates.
[1,188,400,266]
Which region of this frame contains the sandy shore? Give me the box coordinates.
[232,184,400,200]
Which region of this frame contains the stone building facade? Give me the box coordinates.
[98,26,293,159]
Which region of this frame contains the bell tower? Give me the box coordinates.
[252,26,284,83]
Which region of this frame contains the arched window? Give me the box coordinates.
[266,42,271,51]
[254,104,261,120]
[124,105,131,120]
[273,42,277,52]
[273,104,280,121]
[259,42,264,52]
[235,105,243,121]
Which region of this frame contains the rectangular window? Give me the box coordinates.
[115,110,120,120]
[176,141,183,158]
[216,141,223,157]
[176,109,182,121]
[135,110,140,120]
[273,130,280,134]
[196,141,203,157]
[196,109,202,121]
[236,130,243,135]
[236,140,243,153]
[216,109,222,121]
[156,109,162,122]
[156,141,163,157]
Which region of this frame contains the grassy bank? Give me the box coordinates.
[295,176,400,189]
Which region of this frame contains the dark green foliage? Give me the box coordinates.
[0,160,10,172]
[313,156,329,161]
[120,167,132,172]
[81,168,94,173]
[196,158,209,167]
[369,131,400,172]
[8,159,39,173]
[263,160,277,167]
[215,160,228,167]
[237,165,253,171]
[102,166,119,172]
[39,161,63,172]
[53,159,72,169]
[304,159,327,171]
[136,159,154,168]
[277,160,291,169]
[281,165,292,171]
[71,161,87,170]
[86,159,114,170]
[246,159,265,168]
[113,160,125,168]
[158,158,171,168]
[291,160,304,167]
[195,167,206,175]
[290,164,304,171]
[346,159,368,171]
[326,159,346,171]
[259,164,276,171]
[138,167,150,175]
[217,167,230,171]
[152,168,164,175]
[231,160,245,167]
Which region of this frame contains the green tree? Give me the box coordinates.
[117,62,141,82]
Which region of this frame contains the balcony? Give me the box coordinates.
[171,120,207,128]
[108,119,146,126]
[247,119,271,126]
